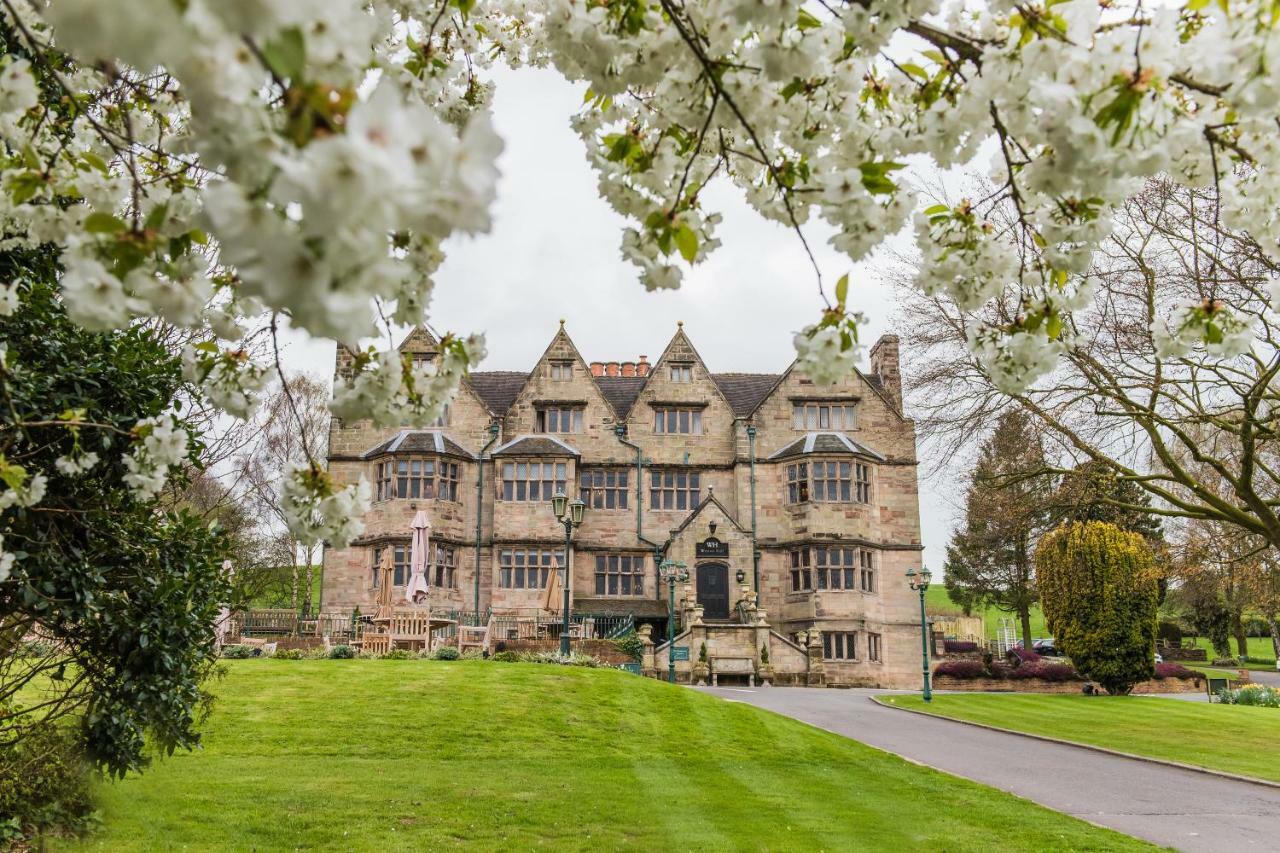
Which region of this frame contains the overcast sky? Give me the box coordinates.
[281,66,960,567]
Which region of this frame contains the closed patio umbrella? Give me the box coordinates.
[541,555,562,613]
[375,547,395,622]
[405,510,431,605]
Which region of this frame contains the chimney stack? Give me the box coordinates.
[621,361,636,377]
[637,355,650,377]
[590,362,604,377]
[606,362,620,377]
[869,334,902,412]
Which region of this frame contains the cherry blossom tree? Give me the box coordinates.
[2,0,1279,575]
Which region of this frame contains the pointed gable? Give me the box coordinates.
[623,323,738,465]
[502,322,629,460]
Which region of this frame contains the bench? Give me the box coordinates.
[710,656,755,687]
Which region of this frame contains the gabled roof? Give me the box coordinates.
[491,435,581,457]
[362,430,476,460]
[595,376,647,419]
[467,371,528,414]
[665,490,751,542]
[710,373,780,417]
[621,324,738,421]
[767,432,886,462]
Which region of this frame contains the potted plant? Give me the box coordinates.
[758,642,774,686]
[693,640,710,685]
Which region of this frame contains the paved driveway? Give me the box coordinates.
[699,686,1280,852]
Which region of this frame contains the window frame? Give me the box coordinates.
[536,406,584,434]
[653,407,703,435]
[549,360,574,381]
[867,632,883,662]
[593,553,647,597]
[497,548,557,589]
[499,460,568,502]
[785,458,871,505]
[374,456,460,502]
[579,467,630,510]
[822,631,859,661]
[433,543,457,589]
[371,544,410,587]
[792,401,858,431]
[648,469,701,511]
[669,363,693,383]
[789,547,812,592]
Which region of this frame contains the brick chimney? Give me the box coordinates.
[620,361,636,377]
[590,362,605,377]
[637,355,650,377]
[605,362,620,377]
[869,334,902,412]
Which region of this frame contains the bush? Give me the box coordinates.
[0,712,94,842]
[1007,647,1042,665]
[1007,661,1080,682]
[934,660,986,679]
[490,651,520,663]
[1157,620,1183,647]
[610,632,644,661]
[1212,657,1240,667]
[380,649,414,660]
[943,640,979,654]
[220,644,256,659]
[433,646,460,661]
[516,651,604,667]
[19,640,55,659]
[460,649,485,660]
[272,648,304,660]
[1036,521,1159,696]
[1154,662,1201,681]
[1218,684,1280,707]
[328,645,355,659]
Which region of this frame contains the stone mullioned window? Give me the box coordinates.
[536,406,583,433]
[653,407,702,434]
[579,468,629,510]
[649,469,701,510]
[792,401,857,431]
[499,461,567,501]
[498,548,557,588]
[785,460,872,504]
[371,544,457,588]
[789,547,876,593]
[823,631,858,661]
[374,457,460,502]
[594,554,646,596]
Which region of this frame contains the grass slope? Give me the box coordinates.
[883,694,1280,784]
[926,586,1049,640]
[1185,636,1277,668]
[57,662,1151,852]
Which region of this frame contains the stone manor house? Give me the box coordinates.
[321,322,925,687]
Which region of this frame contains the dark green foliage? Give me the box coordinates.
[490,651,519,662]
[432,646,460,661]
[1157,620,1183,647]
[760,643,770,665]
[944,410,1054,648]
[611,632,643,661]
[1036,522,1160,695]
[328,645,356,660]
[1183,576,1232,658]
[1,280,231,779]
[1051,461,1164,544]
[220,645,256,660]
[380,649,413,660]
[0,710,94,841]
[272,648,305,660]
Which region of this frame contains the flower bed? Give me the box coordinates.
[1217,684,1280,707]
[1153,662,1201,681]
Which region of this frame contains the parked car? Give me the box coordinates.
[1032,638,1062,657]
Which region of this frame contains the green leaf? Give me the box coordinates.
[899,63,929,81]
[923,203,949,217]
[835,273,849,306]
[1046,313,1063,341]
[261,27,306,82]
[796,8,821,30]
[81,151,110,174]
[858,160,906,196]
[84,212,129,234]
[674,224,698,262]
[144,202,168,231]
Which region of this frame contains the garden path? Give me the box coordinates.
[700,686,1280,852]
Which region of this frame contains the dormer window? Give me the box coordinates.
[793,402,857,431]
[670,363,693,383]
[550,361,574,381]
[537,406,583,434]
[374,457,460,501]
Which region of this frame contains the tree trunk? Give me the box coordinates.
[1232,608,1248,659]
[1269,617,1280,660]
[304,558,314,617]
[1019,607,1033,651]
[290,551,299,612]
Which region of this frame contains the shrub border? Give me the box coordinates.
[870,695,1280,790]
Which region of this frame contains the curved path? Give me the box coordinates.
[699,686,1280,852]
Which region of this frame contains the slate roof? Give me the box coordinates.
[595,376,647,419]
[767,432,887,462]
[711,373,781,417]
[491,435,581,457]
[362,430,475,459]
[467,371,528,414]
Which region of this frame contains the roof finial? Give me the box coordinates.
[677,320,684,328]
[559,318,566,328]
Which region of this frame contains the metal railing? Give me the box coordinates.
[487,612,634,643]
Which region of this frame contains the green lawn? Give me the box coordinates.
[882,693,1280,784]
[55,662,1153,852]
[926,586,1049,640]
[1184,636,1276,668]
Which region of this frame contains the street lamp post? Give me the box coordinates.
[658,559,689,684]
[551,491,586,657]
[906,566,933,702]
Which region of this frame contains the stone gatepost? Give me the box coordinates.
[806,631,826,687]
[755,614,773,687]
[638,624,657,678]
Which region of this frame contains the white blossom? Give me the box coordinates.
[280,463,371,548]
[54,452,99,476]
[123,415,191,501]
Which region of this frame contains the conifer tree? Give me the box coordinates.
[943,410,1054,649]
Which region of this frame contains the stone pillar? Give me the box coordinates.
[638,624,657,678]
[755,620,773,687]
[806,631,826,687]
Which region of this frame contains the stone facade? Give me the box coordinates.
[321,321,926,688]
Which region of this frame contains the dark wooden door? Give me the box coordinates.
[696,563,730,620]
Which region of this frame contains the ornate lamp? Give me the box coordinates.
[551,490,568,520]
